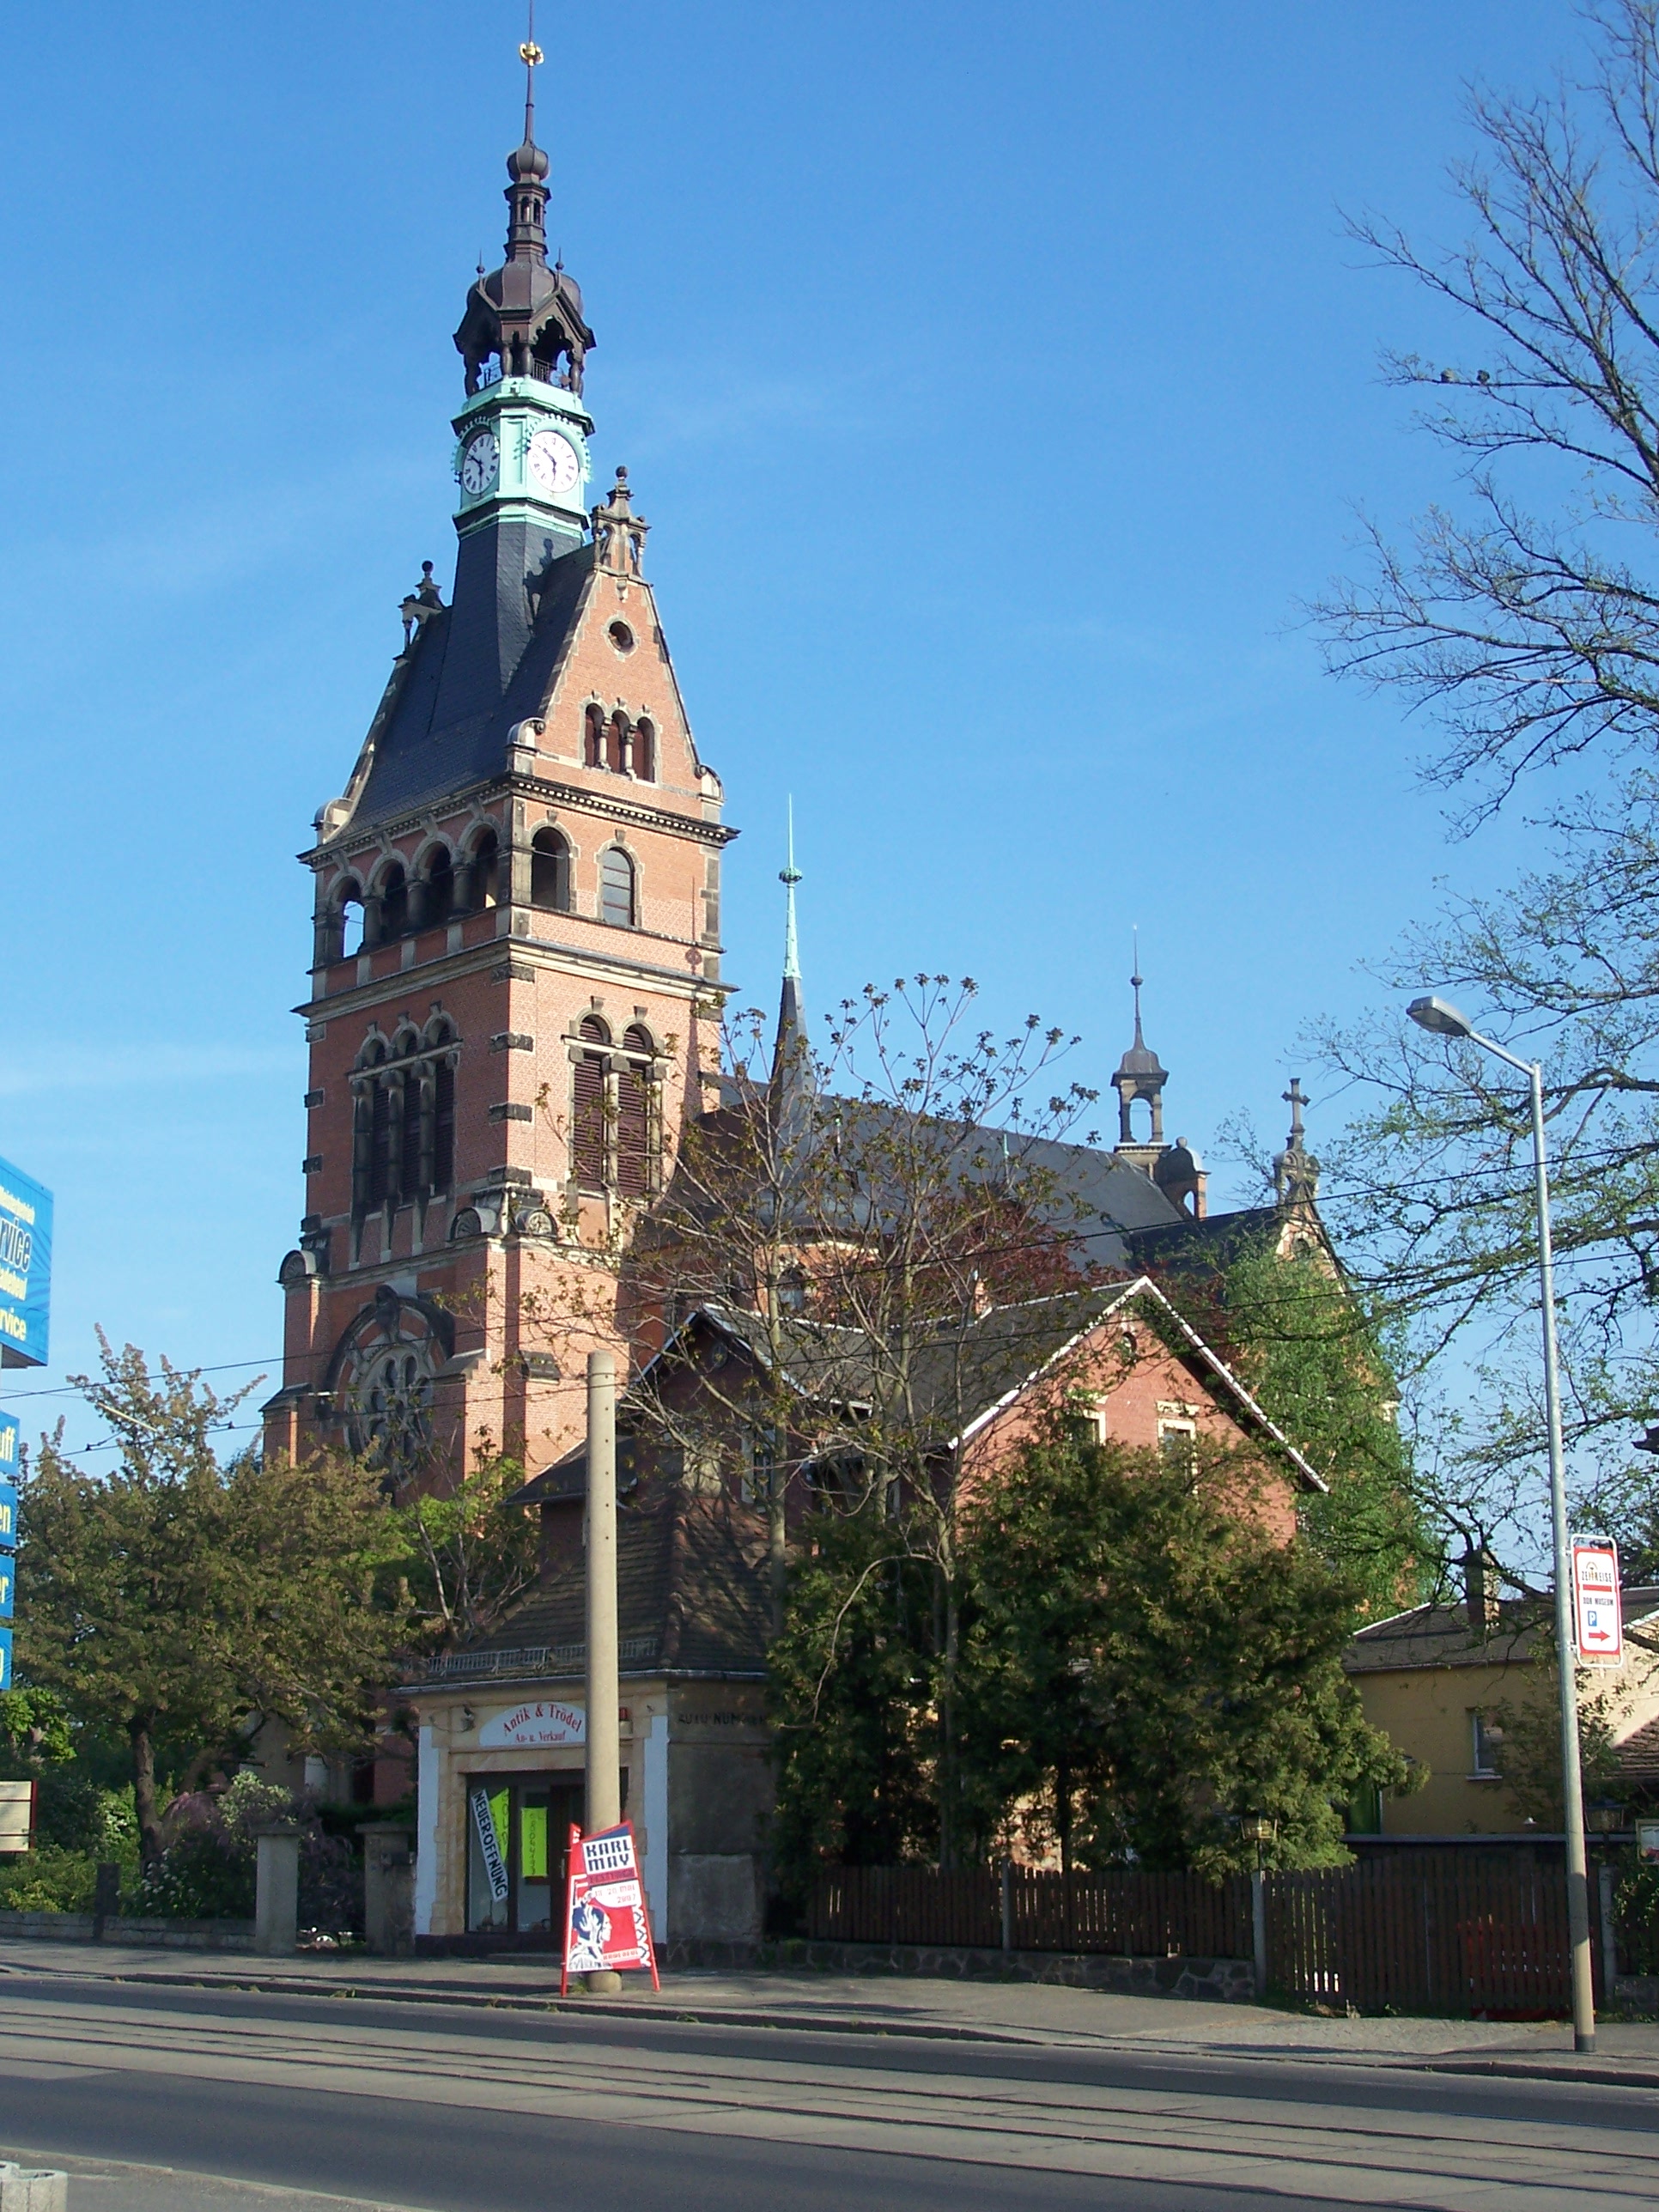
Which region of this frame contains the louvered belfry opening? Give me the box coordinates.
[572,1014,609,1190]
[433,1059,456,1193]
[400,1071,425,1194]
[616,1064,650,1196]
[368,1078,392,1207]
[353,1025,459,1217]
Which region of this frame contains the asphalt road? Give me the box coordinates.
[3,1971,1657,2211]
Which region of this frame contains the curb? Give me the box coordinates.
[6,1960,1034,2045]
[11,1954,1659,2082]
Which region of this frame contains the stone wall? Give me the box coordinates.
[0,1911,255,1950]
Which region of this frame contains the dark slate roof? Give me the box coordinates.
[465,1489,772,1676]
[347,537,594,831]
[651,1282,1326,1490]
[504,1436,644,1506]
[1345,1588,1659,1674]
[1122,1205,1286,1278]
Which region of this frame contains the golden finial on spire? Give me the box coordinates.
[520,39,544,64]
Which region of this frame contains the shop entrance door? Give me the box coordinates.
[465,1777,585,1936]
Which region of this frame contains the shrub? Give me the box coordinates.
[129,1772,362,1936]
[0,1845,99,1914]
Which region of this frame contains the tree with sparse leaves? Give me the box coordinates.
[1310,0,1659,1602]
[635,975,1103,1867]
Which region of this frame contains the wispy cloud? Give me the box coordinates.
[0,1043,295,1101]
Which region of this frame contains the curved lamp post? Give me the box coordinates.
[1407,994,1595,2052]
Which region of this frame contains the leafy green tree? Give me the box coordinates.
[1210,1246,1429,1618]
[766,1506,940,1901]
[18,1338,410,1862]
[960,1437,1413,1873]
[387,1448,541,1653]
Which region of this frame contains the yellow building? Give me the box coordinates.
[1345,1570,1659,1834]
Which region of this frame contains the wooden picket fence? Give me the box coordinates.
[808,1862,1249,1960]
[806,1849,1602,2017]
[1267,1850,1580,2017]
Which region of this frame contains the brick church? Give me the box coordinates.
[261,58,1328,1949]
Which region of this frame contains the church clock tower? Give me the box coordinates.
[264,54,734,1489]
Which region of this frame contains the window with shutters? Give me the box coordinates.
[531,828,571,911]
[616,1061,649,1197]
[599,848,635,927]
[571,1015,609,1189]
[572,1053,607,1189]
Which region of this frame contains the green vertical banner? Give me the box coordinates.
[469,1784,509,1903]
[521,1802,548,1881]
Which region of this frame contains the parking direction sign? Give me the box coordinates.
[1571,1536,1624,1665]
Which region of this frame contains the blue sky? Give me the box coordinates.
[0,0,1588,1457]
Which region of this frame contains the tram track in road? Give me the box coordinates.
[2,1972,1657,2211]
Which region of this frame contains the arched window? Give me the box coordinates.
[531,827,571,911]
[622,1023,653,1054]
[379,864,409,940]
[584,704,605,768]
[631,719,656,781]
[599,848,635,927]
[322,878,364,963]
[421,846,453,928]
[605,712,629,775]
[572,1012,609,1189]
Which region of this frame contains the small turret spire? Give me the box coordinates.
[453,18,594,395]
[1130,928,1146,1048]
[781,797,803,983]
[770,800,813,1120]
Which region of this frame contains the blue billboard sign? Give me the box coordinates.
[0,1480,14,1553]
[0,1156,49,1369]
[0,1629,13,1691]
[0,1559,12,1621]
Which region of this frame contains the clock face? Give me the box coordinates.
[459,430,500,497]
[526,428,580,497]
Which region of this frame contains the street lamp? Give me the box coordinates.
[1407,993,1596,2052]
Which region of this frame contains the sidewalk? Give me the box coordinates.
[3,1933,1658,2089]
